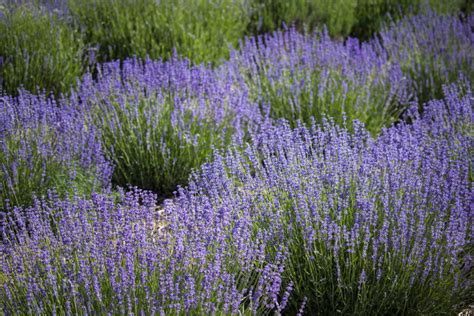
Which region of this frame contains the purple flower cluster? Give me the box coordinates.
[1,82,471,314]
[224,10,473,132]
[77,56,261,140]
[225,24,413,133]
[0,91,112,208]
[73,57,266,195]
[381,8,474,102]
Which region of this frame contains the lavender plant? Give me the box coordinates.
[0,92,112,209]
[75,58,265,198]
[1,83,471,314]
[228,9,473,135]
[0,187,293,314]
[227,27,413,135]
[380,9,474,103]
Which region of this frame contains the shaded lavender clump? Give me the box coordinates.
[1,82,471,314]
[0,90,112,208]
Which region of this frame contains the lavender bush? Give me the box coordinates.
[1,188,289,314]
[226,10,473,134]
[1,82,471,314]
[0,91,112,209]
[186,81,472,314]
[75,57,266,198]
[226,27,414,135]
[381,9,474,103]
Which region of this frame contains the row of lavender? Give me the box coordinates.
[1,9,473,314]
[2,82,472,314]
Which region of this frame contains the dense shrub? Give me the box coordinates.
[0,92,112,209]
[185,82,472,314]
[229,10,473,134]
[227,27,413,135]
[380,8,474,103]
[350,0,465,39]
[74,58,266,198]
[248,0,466,39]
[247,0,358,37]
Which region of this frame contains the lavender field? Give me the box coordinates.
[0,1,473,315]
